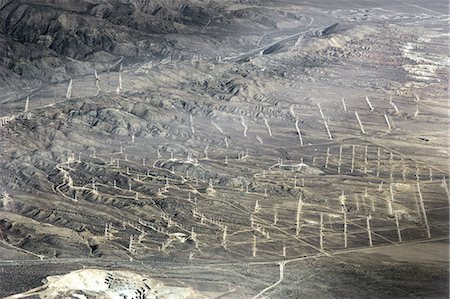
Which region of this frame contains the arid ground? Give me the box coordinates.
[0,0,448,298]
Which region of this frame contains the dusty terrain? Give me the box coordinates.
[0,0,449,298]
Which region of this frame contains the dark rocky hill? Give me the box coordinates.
[0,0,217,87]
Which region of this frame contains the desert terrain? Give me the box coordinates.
[0,0,448,298]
